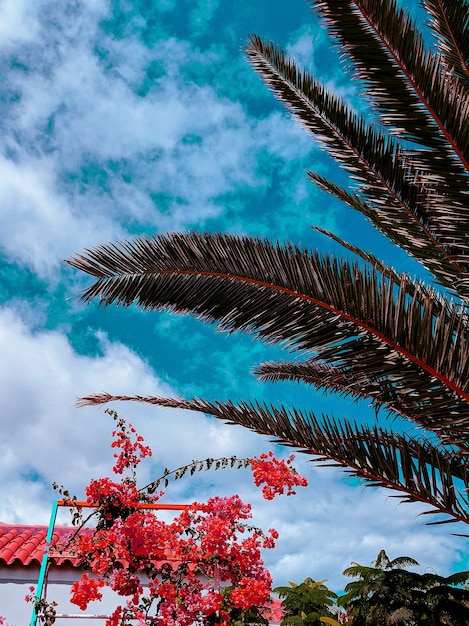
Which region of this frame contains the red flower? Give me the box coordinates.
[250,451,308,499]
[70,574,105,610]
[230,577,271,610]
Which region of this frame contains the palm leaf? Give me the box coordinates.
[386,554,420,570]
[308,0,469,269]
[441,570,469,585]
[246,36,469,298]
[254,359,469,452]
[308,172,469,299]
[312,224,404,281]
[311,0,469,172]
[423,0,469,91]
[66,233,469,415]
[76,392,469,525]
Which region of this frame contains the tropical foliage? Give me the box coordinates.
[272,552,469,626]
[68,0,469,525]
[273,552,469,626]
[273,578,339,626]
[338,550,469,625]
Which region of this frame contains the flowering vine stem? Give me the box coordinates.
[141,456,251,494]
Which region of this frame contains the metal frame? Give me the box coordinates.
[30,500,188,625]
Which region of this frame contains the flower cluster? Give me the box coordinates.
[250,451,308,500]
[66,493,276,626]
[230,577,272,611]
[41,412,307,625]
[70,574,105,610]
[111,415,151,476]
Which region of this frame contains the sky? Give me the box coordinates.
[1,0,468,620]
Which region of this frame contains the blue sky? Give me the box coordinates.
[1,0,467,619]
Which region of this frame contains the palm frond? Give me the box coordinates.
[312,224,402,277]
[77,392,469,525]
[66,233,469,414]
[424,0,469,91]
[246,36,469,297]
[311,0,469,172]
[309,0,469,254]
[385,555,420,569]
[254,359,469,452]
[441,570,469,585]
[308,172,469,297]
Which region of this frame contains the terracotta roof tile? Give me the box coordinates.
[0,523,203,569]
[0,524,80,567]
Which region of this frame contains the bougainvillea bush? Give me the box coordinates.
[29,410,307,626]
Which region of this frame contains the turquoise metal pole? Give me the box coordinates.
[30,500,59,626]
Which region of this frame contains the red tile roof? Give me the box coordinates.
[0,523,191,569]
[0,523,80,566]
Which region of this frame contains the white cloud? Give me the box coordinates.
[0,153,124,278]
[0,305,266,523]
[253,111,315,162]
[0,2,320,276]
[189,0,220,34]
[286,26,320,72]
[0,0,39,43]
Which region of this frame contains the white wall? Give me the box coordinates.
[0,565,121,626]
[1,565,281,625]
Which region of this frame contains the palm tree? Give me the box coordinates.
[338,550,469,625]
[68,0,469,524]
[339,550,421,624]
